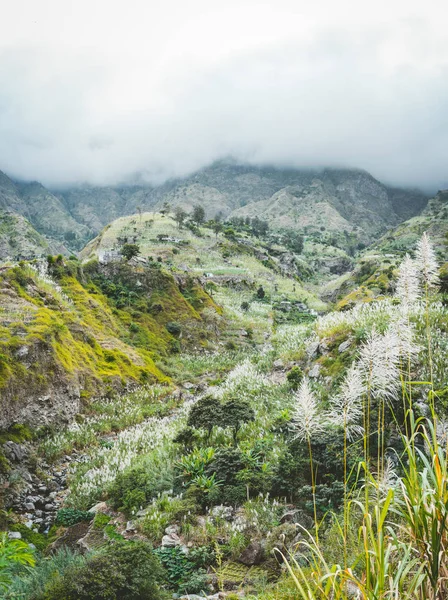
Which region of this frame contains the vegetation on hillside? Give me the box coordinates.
[2,221,448,599]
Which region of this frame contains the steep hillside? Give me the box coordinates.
[0,162,429,261]
[230,169,428,243]
[321,189,448,306]
[0,171,93,256]
[64,162,429,245]
[372,189,448,255]
[80,211,328,313]
[0,211,50,259]
[0,257,219,430]
[18,182,90,245]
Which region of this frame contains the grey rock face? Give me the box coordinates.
[308,364,321,378]
[338,339,352,353]
[161,533,181,547]
[238,540,265,565]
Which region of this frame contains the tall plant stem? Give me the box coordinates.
[343,422,348,569]
[307,435,319,544]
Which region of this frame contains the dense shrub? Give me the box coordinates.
[38,541,164,600]
[55,508,92,527]
[166,321,182,336]
[154,545,211,594]
[286,365,303,390]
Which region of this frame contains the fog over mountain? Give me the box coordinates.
[1,0,447,190]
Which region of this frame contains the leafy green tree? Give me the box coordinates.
[221,399,255,444]
[289,231,304,254]
[212,220,223,237]
[0,532,35,593]
[174,206,187,229]
[187,396,222,439]
[121,243,140,261]
[192,204,205,226]
[160,201,171,215]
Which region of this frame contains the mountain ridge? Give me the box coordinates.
[0,160,429,260]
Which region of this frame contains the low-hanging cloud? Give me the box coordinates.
[1,0,447,191]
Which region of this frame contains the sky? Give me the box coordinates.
[1,0,447,190]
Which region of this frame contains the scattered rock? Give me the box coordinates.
[306,341,319,359]
[165,524,180,535]
[238,540,265,566]
[8,531,22,539]
[273,359,284,370]
[308,364,321,378]
[162,533,181,547]
[338,340,352,353]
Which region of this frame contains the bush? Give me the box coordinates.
[286,366,303,390]
[154,546,211,595]
[108,454,175,515]
[166,322,182,336]
[55,508,92,527]
[38,541,164,600]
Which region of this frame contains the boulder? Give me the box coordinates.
[338,340,352,353]
[161,533,181,547]
[306,341,319,359]
[308,364,321,379]
[88,501,108,514]
[165,524,180,535]
[238,540,265,566]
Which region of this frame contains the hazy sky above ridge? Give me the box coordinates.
[1,0,447,189]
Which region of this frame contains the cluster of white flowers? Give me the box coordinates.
[41,386,168,459]
[330,365,365,441]
[289,234,442,444]
[67,397,196,506]
[274,324,312,356]
[216,359,271,398]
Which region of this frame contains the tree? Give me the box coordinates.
[289,231,304,254]
[212,220,223,238]
[121,243,140,261]
[241,301,250,312]
[187,396,223,439]
[221,399,255,444]
[174,206,187,229]
[160,201,171,215]
[192,204,205,226]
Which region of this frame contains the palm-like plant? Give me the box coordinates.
[0,532,35,592]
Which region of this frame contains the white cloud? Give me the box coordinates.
[1,0,447,189]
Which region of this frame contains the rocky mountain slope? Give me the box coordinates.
[0,161,428,260]
[320,188,448,307]
[0,256,218,430]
